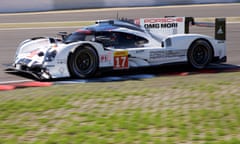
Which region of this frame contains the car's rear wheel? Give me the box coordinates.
[188,39,213,69]
[68,45,98,78]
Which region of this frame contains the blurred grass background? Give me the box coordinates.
[1,71,240,143]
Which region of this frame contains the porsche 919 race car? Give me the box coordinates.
[10,17,226,79]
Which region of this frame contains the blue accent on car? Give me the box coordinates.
[81,23,118,32]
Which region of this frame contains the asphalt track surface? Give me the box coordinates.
[0,4,240,83]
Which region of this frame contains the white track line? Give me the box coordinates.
[0,26,80,31]
[0,79,33,84]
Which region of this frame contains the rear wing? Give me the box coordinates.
[185,17,226,40]
[135,17,226,40]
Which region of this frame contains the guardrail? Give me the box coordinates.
[0,0,239,13]
[0,0,54,13]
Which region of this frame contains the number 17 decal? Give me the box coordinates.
[114,51,129,69]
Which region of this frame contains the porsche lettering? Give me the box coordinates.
[144,18,184,23]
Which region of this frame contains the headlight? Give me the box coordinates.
[45,49,57,62]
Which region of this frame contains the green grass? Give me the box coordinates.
[1,72,240,143]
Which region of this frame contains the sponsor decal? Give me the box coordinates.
[143,18,183,29]
[46,65,55,67]
[56,59,66,64]
[114,51,128,56]
[100,52,112,63]
[150,51,165,59]
[150,50,186,60]
[114,51,129,69]
[134,19,140,25]
[166,50,186,57]
[100,55,107,62]
[217,26,224,34]
[143,17,184,23]
[144,23,178,29]
[136,50,144,53]
[138,17,185,36]
[27,49,39,58]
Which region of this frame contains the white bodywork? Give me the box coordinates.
[13,17,226,79]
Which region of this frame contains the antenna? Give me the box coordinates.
[116,11,119,19]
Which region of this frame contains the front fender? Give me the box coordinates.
[45,41,105,78]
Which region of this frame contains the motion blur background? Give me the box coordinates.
[1,1,240,144]
[1,0,240,13]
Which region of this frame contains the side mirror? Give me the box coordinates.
[57,32,68,40]
[95,36,111,42]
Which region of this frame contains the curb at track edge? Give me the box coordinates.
[1,65,240,91]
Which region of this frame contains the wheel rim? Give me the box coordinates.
[74,51,94,74]
[192,45,208,65]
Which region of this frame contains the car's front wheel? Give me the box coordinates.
[68,45,98,78]
[188,39,213,69]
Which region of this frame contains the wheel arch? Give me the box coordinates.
[67,43,100,78]
[67,43,99,65]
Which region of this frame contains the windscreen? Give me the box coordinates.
[63,32,86,44]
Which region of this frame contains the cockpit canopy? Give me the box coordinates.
[62,20,149,48]
[63,30,94,44]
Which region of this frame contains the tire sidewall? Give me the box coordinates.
[188,40,213,69]
[69,46,98,78]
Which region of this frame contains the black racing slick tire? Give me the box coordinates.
[68,46,99,78]
[187,40,213,69]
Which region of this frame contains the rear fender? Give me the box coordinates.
[166,34,213,50]
[163,34,216,61]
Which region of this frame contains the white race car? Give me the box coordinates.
[10,17,226,79]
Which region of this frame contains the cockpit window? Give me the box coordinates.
[95,31,148,48]
[63,30,93,44]
[63,32,85,44]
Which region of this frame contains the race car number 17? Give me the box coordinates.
[114,51,129,69]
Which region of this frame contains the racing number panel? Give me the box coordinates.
[114,51,129,69]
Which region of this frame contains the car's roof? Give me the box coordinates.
[84,23,118,32]
[81,20,145,32]
[68,19,163,45]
